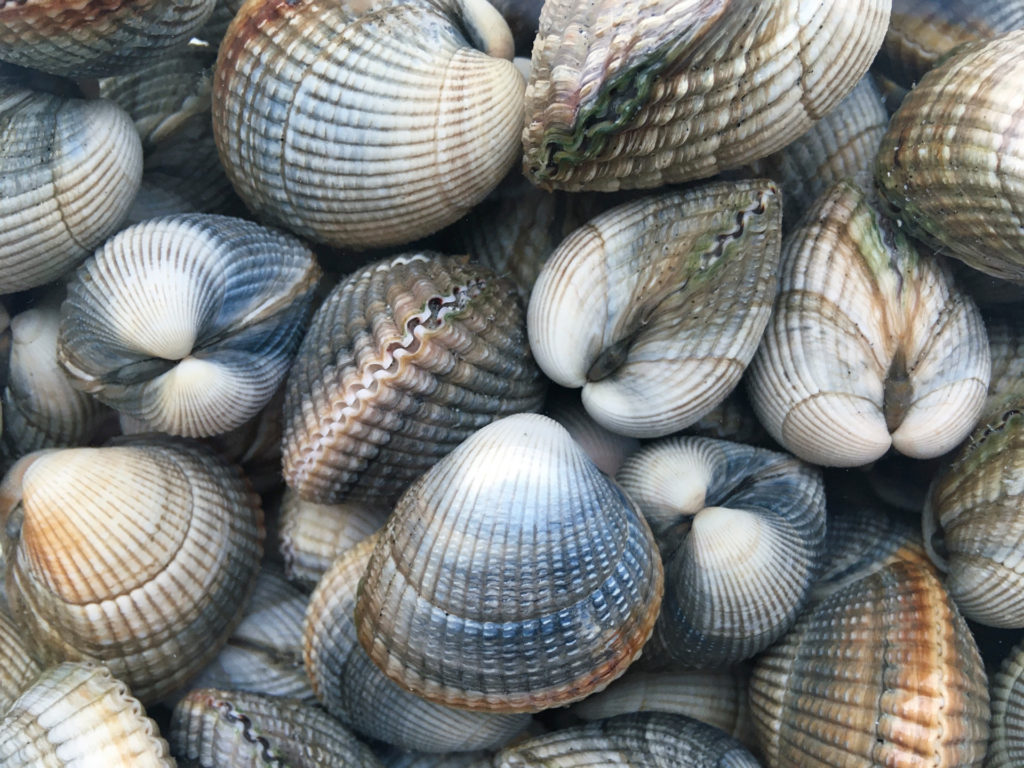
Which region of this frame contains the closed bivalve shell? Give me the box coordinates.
[355,413,664,713]
[0,610,42,713]
[988,639,1024,768]
[214,0,525,249]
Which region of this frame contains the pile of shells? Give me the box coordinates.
[8,0,1024,765]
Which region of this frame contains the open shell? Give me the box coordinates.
[355,413,664,713]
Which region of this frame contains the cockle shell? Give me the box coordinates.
[355,413,664,713]
[528,179,781,438]
[985,310,1024,408]
[0,0,215,77]
[169,688,383,767]
[0,87,142,294]
[750,559,990,767]
[617,436,826,668]
[0,610,42,713]
[876,28,1024,283]
[545,391,640,477]
[304,534,530,752]
[988,639,1024,768]
[0,439,264,703]
[282,252,545,506]
[214,0,524,249]
[58,214,320,438]
[522,0,890,191]
[0,662,174,767]
[747,179,990,466]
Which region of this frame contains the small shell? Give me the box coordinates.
[304,534,530,752]
[0,662,174,767]
[988,639,1024,768]
[0,610,42,713]
[522,0,890,191]
[355,413,664,713]
[214,0,524,248]
[748,179,990,466]
[282,252,545,505]
[528,180,781,438]
[617,436,826,668]
[58,214,320,438]
[0,439,264,703]
[170,688,383,767]
[750,559,990,767]
[0,87,142,294]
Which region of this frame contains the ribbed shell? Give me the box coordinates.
[924,399,1024,627]
[617,436,826,668]
[0,88,142,294]
[876,29,1024,283]
[528,180,781,438]
[58,214,320,438]
[213,0,524,249]
[522,0,890,191]
[0,662,174,767]
[750,559,990,767]
[0,611,42,713]
[748,179,990,466]
[170,688,383,767]
[2,306,106,461]
[545,393,640,477]
[1,440,264,703]
[0,0,214,77]
[355,413,664,713]
[487,712,761,767]
[282,253,545,505]
[988,639,1024,768]
[986,310,1024,408]
[304,534,530,752]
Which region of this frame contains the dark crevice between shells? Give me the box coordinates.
[883,348,913,432]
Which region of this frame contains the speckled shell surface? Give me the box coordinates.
[355,413,664,713]
[748,179,990,466]
[213,0,524,248]
[58,214,320,438]
[283,252,544,505]
[522,0,890,191]
[528,180,781,438]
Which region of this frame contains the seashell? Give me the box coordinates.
[187,565,313,700]
[304,533,530,752]
[747,74,889,228]
[522,0,889,192]
[0,610,42,713]
[2,306,107,463]
[376,750,494,768]
[0,439,264,703]
[213,0,524,249]
[875,0,1024,90]
[485,712,761,767]
[0,662,174,767]
[545,389,639,477]
[875,29,1024,283]
[58,214,320,438]
[750,559,990,768]
[355,413,664,713]
[282,252,545,506]
[681,387,773,448]
[0,0,215,77]
[988,638,1024,768]
[528,179,781,438]
[169,687,383,767]
[0,87,142,294]
[568,666,756,751]
[278,489,388,588]
[984,309,1024,408]
[924,397,1024,628]
[747,179,990,467]
[617,436,826,668]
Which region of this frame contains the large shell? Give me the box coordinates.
[0,662,174,767]
[282,252,545,506]
[747,179,990,466]
[0,439,264,703]
[355,413,664,713]
[750,559,990,767]
[617,436,826,668]
[528,179,781,438]
[58,214,320,438]
[988,639,1024,768]
[0,87,142,294]
[522,0,890,191]
[304,534,530,752]
[875,29,1024,283]
[213,0,524,249]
